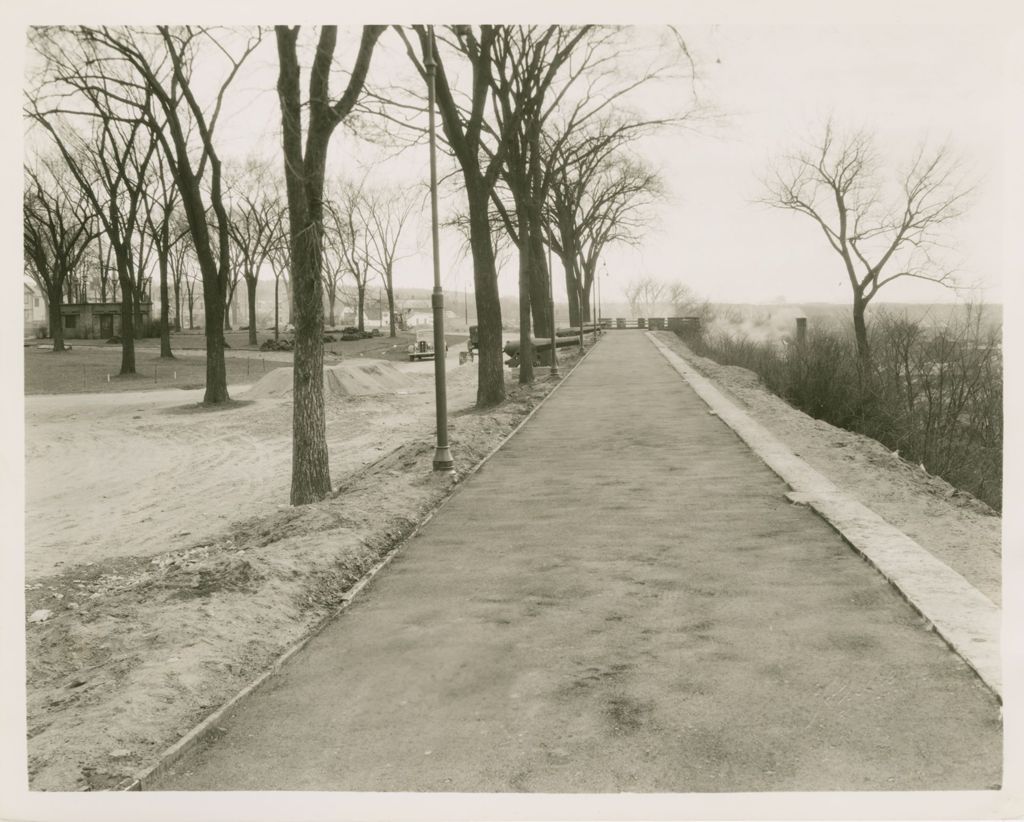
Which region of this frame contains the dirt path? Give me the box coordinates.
[152,332,1001,792]
[24,373,434,578]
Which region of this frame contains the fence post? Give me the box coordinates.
[796,317,807,345]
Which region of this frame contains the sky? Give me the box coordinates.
[25,19,1008,312]
[631,24,1008,306]
[166,21,1014,310]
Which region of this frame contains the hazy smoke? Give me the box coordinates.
[705,305,809,345]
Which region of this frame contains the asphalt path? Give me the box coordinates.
[152,331,1001,792]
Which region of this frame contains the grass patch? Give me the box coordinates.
[24,347,287,396]
[25,330,471,396]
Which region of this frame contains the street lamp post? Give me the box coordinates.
[577,279,584,352]
[425,27,453,472]
[548,242,558,376]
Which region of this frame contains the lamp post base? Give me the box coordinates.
[432,445,454,472]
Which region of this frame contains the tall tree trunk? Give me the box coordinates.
[517,217,534,384]
[286,273,294,325]
[203,287,229,402]
[357,282,365,332]
[246,276,258,346]
[386,274,396,337]
[46,285,65,352]
[527,224,550,335]
[581,271,593,323]
[290,215,331,503]
[467,181,505,407]
[173,270,182,332]
[561,253,580,327]
[274,276,280,341]
[853,294,870,363]
[134,294,144,339]
[159,251,174,358]
[327,292,336,328]
[275,23,383,504]
[118,271,137,375]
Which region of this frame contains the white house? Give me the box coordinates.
[398,299,458,328]
[24,278,47,333]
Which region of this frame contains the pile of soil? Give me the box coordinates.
[244,359,424,400]
[259,338,293,352]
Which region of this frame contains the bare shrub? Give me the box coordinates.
[685,307,1002,510]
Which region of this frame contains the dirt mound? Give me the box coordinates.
[244,359,423,400]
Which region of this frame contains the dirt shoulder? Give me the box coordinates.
[654,332,1001,605]
[24,358,570,791]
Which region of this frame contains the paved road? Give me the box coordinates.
[153,332,1001,792]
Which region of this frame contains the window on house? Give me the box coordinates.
[65,315,77,329]
[34,298,40,307]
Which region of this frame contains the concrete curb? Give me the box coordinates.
[123,339,601,791]
[646,332,1001,700]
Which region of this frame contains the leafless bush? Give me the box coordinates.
[685,307,1002,510]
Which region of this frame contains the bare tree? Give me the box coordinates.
[380,26,698,395]
[266,203,290,340]
[666,280,710,321]
[763,121,972,360]
[485,26,591,383]
[169,220,198,330]
[319,182,352,329]
[166,212,193,330]
[397,25,515,408]
[362,186,416,338]
[70,25,260,400]
[487,26,695,375]
[275,24,386,504]
[23,159,97,352]
[141,162,173,355]
[324,180,375,331]
[624,275,666,319]
[227,158,279,345]
[92,233,116,303]
[26,78,157,373]
[550,150,663,323]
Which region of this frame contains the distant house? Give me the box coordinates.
[59,301,153,339]
[334,306,384,329]
[23,279,46,331]
[398,299,458,328]
[402,310,434,328]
